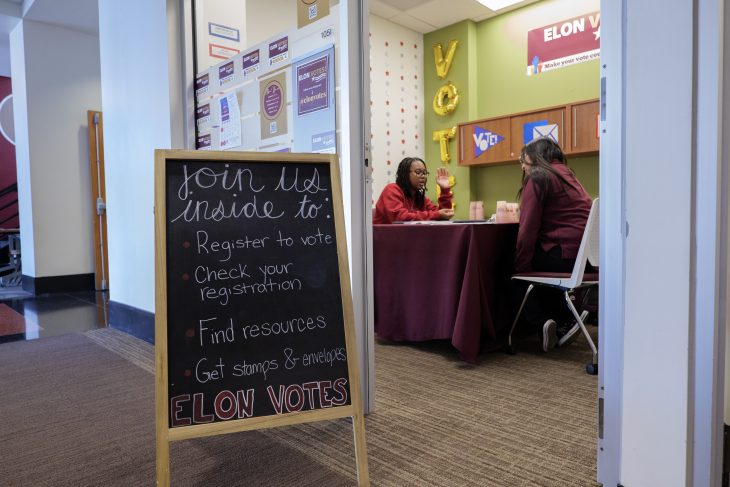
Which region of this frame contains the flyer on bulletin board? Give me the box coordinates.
[292,45,336,153]
[297,0,329,28]
[259,72,288,140]
[219,92,241,149]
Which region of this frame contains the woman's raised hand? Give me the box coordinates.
[435,167,450,190]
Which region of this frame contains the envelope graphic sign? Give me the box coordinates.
[523,119,548,144]
[533,123,559,143]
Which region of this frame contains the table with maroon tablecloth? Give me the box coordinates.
[373,222,518,363]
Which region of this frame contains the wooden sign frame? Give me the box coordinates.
[154,149,369,486]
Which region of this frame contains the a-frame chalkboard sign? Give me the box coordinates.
[154,150,369,486]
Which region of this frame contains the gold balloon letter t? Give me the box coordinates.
[432,127,457,163]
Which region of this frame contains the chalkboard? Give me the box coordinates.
[155,150,369,486]
[156,149,362,423]
[154,151,368,487]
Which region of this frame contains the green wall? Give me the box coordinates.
[424,0,600,218]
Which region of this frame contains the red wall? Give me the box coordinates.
[0,76,18,229]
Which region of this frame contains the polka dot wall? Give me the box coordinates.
[369,15,424,207]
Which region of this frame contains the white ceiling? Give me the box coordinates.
[0,0,545,41]
[0,0,98,40]
[0,0,545,75]
[23,0,99,35]
[370,0,542,33]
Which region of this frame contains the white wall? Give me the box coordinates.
[620,0,695,485]
[9,22,31,274]
[98,0,175,312]
[368,14,424,206]
[10,19,100,278]
[0,36,11,77]
[194,0,245,71]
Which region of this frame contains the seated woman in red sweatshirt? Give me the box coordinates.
[373,156,454,224]
[514,137,592,351]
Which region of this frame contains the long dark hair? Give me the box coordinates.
[395,156,426,209]
[516,137,575,203]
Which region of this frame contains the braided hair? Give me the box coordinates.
[395,157,427,209]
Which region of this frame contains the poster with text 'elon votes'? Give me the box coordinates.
[527,11,600,76]
[292,46,335,154]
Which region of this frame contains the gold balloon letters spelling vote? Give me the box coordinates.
[432,40,459,162]
[432,40,459,116]
[432,127,456,163]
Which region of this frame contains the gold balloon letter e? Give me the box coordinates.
[433,40,459,79]
[432,127,457,163]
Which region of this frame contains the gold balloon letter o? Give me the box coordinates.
[433,82,459,116]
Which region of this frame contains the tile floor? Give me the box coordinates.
[0,285,108,343]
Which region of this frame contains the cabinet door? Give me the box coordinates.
[458,117,511,166]
[509,107,566,158]
[570,100,600,154]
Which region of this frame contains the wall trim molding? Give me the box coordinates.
[21,273,94,294]
[109,300,154,344]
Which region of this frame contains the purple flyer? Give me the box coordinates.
[196,133,211,149]
[195,73,209,96]
[296,55,329,116]
[242,49,260,77]
[195,104,210,125]
[218,61,234,85]
[268,36,289,65]
[262,80,284,119]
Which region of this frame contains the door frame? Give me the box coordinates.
[338,0,374,411]
[598,0,728,484]
[87,110,109,291]
[179,0,375,411]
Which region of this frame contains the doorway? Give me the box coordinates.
[188,0,373,408]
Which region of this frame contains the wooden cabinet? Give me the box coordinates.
[568,100,600,154]
[457,99,599,167]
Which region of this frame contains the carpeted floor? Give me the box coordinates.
[0,328,599,486]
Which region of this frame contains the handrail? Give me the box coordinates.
[0,198,17,213]
[0,213,19,226]
[0,183,17,199]
[0,184,18,228]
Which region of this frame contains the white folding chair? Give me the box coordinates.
[507,198,599,374]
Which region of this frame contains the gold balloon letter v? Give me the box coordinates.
[433,40,459,79]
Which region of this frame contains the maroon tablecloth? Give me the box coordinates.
[373,223,518,363]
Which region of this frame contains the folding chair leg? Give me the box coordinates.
[563,291,598,374]
[556,310,588,347]
[506,284,534,352]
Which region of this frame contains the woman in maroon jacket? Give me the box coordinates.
[514,137,592,351]
[373,157,454,224]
